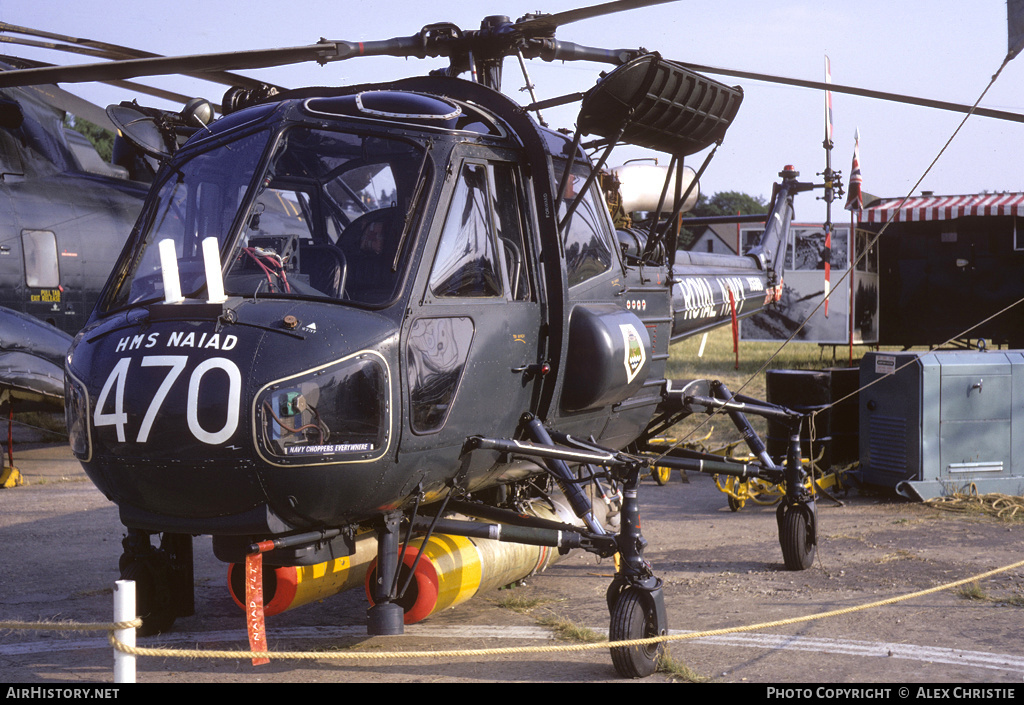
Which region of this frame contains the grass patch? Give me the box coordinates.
[954,581,1024,606]
[14,411,68,441]
[955,581,987,601]
[535,614,605,643]
[662,327,872,447]
[496,592,556,614]
[656,648,710,682]
[877,549,919,564]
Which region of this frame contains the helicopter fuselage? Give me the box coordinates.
[65,75,795,563]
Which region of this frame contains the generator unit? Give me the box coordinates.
[859,350,1024,500]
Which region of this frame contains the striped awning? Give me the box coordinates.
[858,193,1024,223]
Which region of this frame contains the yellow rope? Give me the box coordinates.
[84,557,1022,662]
[4,558,1021,663]
[925,492,1024,521]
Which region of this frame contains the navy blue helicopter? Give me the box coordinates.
[0,0,973,677]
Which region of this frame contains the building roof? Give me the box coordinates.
[858,192,1024,223]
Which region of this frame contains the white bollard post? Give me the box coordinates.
[113,579,137,684]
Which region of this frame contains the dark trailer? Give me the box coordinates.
[859,192,1024,349]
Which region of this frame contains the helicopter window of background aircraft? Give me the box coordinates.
[557,161,614,288]
[22,229,58,288]
[0,129,24,176]
[429,162,504,298]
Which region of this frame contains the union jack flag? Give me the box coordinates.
[846,129,863,211]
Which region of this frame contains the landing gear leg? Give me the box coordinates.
[367,512,405,635]
[606,463,667,678]
[118,529,193,636]
[777,420,817,570]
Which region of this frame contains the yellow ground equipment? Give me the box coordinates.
[645,431,716,485]
[710,443,849,511]
[1,465,22,488]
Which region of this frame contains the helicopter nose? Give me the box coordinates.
[67,299,398,531]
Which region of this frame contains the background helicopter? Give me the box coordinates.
[4,0,1024,680]
[0,56,146,412]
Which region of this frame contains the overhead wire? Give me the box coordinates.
[657,54,1019,464]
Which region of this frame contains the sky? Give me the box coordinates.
[2,0,1023,224]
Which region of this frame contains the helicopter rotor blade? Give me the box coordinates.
[678,61,1024,124]
[0,36,431,89]
[1,53,219,113]
[0,34,140,63]
[0,2,684,90]
[0,22,270,90]
[516,0,679,34]
[0,21,154,60]
[24,82,117,130]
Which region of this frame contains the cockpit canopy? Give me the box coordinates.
[102,109,432,313]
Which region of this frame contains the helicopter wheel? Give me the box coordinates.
[778,504,816,571]
[609,586,664,678]
[120,556,176,636]
[727,494,744,512]
[651,465,671,486]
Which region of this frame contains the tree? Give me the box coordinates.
[691,190,768,218]
[677,190,767,249]
[63,115,115,162]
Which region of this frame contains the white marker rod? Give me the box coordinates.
[202,237,227,304]
[158,239,184,304]
[113,579,136,684]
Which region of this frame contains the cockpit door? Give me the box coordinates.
[401,154,544,478]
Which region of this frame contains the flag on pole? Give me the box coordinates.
[846,129,863,211]
[823,229,832,318]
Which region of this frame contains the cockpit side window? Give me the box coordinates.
[429,162,503,298]
[490,163,531,302]
[555,160,615,288]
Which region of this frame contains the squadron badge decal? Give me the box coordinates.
[620,323,646,383]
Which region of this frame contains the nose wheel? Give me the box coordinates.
[778,501,817,570]
[606,462,668,678]
[608,581,666,678]
[118,529,194,636]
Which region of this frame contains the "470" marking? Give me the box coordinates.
[94,355,241,445]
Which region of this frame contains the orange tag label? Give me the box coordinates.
[245,552,270,666]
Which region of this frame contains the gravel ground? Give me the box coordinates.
[1,440,1023,684]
